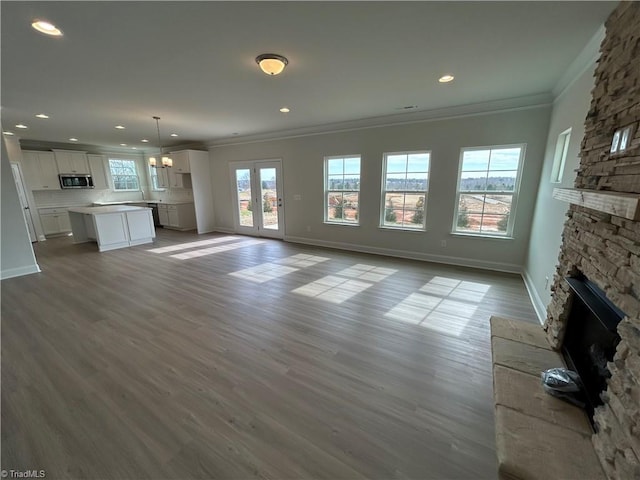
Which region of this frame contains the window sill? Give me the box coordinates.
[379,226,426,233]
[324,221,360,227]
[450,232,514,240]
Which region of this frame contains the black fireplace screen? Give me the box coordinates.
[563,276,625,424]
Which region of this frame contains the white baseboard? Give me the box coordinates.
[1,264,41,280]
[284,235,522,274]
[214,227,235,234]
[522,269,547,325]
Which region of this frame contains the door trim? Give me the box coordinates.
[229,159,284,239]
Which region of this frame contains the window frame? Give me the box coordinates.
[550,128,571,183]
[379,150,430,231]
[324,154,361,226]
[108,158,140,192]
[148,163,166,191]
[452,144,526,238]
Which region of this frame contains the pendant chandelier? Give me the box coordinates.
[148,116,172,168]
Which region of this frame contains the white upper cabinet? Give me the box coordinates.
[21,151,61,190]
[87,154,109,189]
[170,150,191,173]
[53,149,90,174]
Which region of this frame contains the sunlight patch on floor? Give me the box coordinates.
[170,239,265,260]
[229,263,299,283]
[385,276,489,337]
[419,276,490,301]
[275,253,330,268]
[292,275,372,304]
[336,264,398,282]
[148,236,243,254]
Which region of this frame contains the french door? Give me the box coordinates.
[230,159,284,239]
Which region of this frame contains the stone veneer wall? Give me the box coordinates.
[544,2,640,478]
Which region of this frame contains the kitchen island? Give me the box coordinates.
[68,205,155,252]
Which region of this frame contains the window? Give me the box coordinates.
[551,128,571,183]
[149,164,165,190]
[454,145,525,237]
[109,159,140,191]
[380,151,430,230]
[325,155,361,224]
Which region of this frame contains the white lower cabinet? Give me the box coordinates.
[39,207,71,236]
[157,203,196,231]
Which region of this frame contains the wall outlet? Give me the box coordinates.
[440,240,447,247]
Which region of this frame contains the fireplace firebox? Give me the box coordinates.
[562,276,625,425]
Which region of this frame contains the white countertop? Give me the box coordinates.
[68,205,151,214]
[93,200,192,206]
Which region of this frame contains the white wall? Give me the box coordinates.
[1,135,40,279]
[210,106,551,272]
[523,65,597,321]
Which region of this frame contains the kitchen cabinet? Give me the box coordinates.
[21,151,61,190]
[68,206,155,252]
[87,154,109,189]
[157,203,196,231]
[170,150,191,173]
[168,169,192,188]
[39,207,71,236]
[188,150,216,234]
[53,149,90,174]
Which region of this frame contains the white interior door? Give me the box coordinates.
[230,160,284,239]
[11,163,37,242]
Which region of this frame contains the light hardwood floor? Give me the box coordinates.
[1,229,538,479]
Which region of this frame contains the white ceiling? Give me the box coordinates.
[1,1,616,153]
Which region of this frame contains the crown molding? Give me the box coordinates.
[17,138,207,156]
[552,24,605,101]
[208,93,553,148]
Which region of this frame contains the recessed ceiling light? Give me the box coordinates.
[69,138,78,142]
[15,124,28,129]
[132,147,137,150]
[438,74,455,83]
[35,113,50,119]
[279,107,290,113]
[120,143,127,146]
[115,125,125,130]
[31,20,63,37]
[170,133,178,137]
[141,139,149,143]
[3,131,15,136]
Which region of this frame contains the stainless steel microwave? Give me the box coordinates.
[59,174,94,189]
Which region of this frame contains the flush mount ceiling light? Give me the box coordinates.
[279,107,290,113]
[31,20,63,37]
[69,138,78,142]
[141,139,149,143]
[256,53,288,76]
[149,116,172,168]
[170,133,178,137]
[15,124,28,129]
[438,74,455,83]
[35,113,50,119]
[115,125,125,130]
[3,131,15,136]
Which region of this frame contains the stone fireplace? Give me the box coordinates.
[545,2,640,478]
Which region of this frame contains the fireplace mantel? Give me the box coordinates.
[553,188,640,221]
